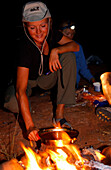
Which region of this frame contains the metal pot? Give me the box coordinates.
[38,127,79,146]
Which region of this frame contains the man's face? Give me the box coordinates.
[26,18,49,44]
[62,28,75,40]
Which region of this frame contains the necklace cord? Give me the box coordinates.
[23,19,50,76]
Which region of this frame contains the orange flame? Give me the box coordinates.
[21,143,42,170]
[95,150,106,161]
[21,130,106,170]
[47,149,77,170]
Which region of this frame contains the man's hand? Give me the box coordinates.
[28,130,41,141]
[49,48,62,72]
[27,126,41,141]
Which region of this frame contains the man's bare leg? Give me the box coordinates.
[55,104,65,119]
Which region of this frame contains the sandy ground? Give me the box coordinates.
[0,64,111,163]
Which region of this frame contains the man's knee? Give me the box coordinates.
[37,72,57,90]
[4,95,19,113]
[59,52,76,65]
[59,52,76,71]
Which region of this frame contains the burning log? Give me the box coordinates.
[82,147,106,162]
[0,159,24,170]
[80,147,111,169]
[101,146,111,166]
[82,160,111,170]
[100,72,111,105]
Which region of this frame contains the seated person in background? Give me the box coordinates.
[58,19,95,88]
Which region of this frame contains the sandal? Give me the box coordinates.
[52,118,73,129]
[95,107,111,122]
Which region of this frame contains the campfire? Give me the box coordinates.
[1,127,111,169]
[1,72,111,170]
[18,128,110,170]
[1,126,108,170]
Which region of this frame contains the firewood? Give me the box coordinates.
[101,146,111,165]
[0,159,23,170]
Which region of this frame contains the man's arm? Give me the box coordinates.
[16,67,39,141]
[58,35,79,52]
[49,35,79,72]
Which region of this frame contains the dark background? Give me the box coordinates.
[16,0,110,61]
[1,0,110,98]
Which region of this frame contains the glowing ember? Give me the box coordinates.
[95,150,106,161]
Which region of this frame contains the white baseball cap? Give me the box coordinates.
[22,1,51,22]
